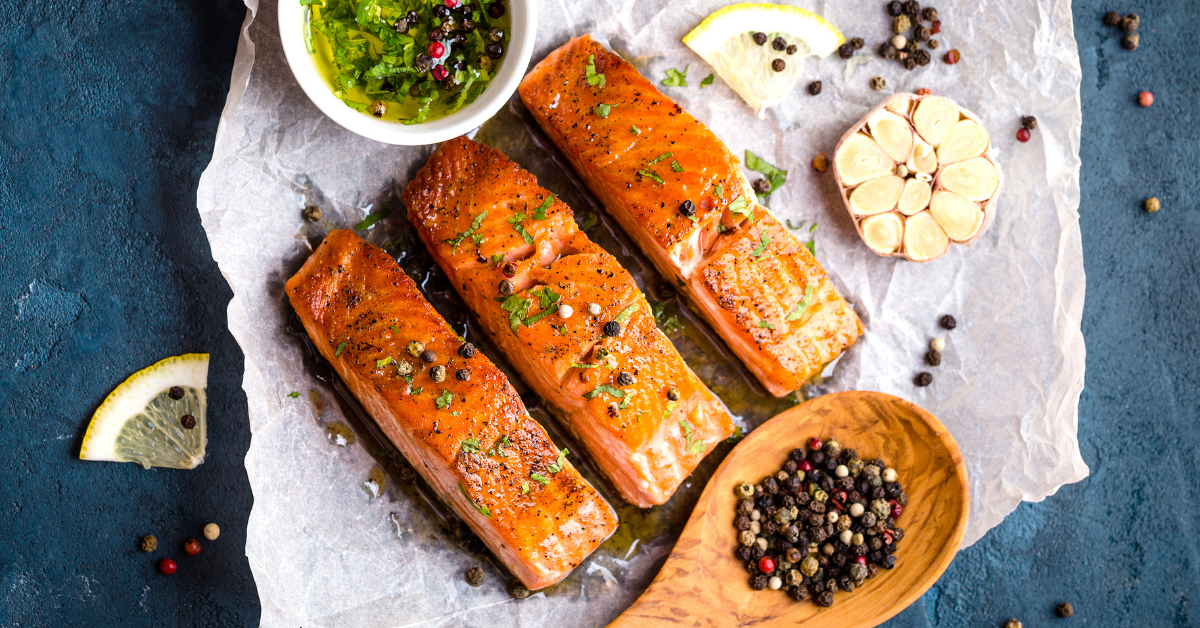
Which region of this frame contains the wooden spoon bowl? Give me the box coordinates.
[609,391,969,628]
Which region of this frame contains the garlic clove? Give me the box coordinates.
[861,212,905,255]
[834,133,896,187]
[867,110,914,162]
[937,119,989,165]
[897,178,932,215]
[929,190,985,242]
[938,157,1000,201]
[886,96,912,117]
[911,97,961,147]
[906,138,938,174]
[903,211,950,261]
[849,175,905,216]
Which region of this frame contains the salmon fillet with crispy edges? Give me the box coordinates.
[518,35,864,397]
[286,230,616,590]
[403,137,733,508]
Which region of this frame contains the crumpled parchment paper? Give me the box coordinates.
[196,0,1088,625]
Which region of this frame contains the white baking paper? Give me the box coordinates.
[197,0,1088,625]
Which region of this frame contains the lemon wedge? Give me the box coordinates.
[80,353,209,469]
[683,3,844,117]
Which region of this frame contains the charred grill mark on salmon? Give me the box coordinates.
[518,36,864,398]
[286,230,616,590]
[404,137,734,508]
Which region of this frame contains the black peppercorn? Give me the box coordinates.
[939,314,957,329]
[433,4,449,17]
[752,178,771,195]
[756,495,774,510]
[486,43,504,58]
[914,371,933,386]
[850,37,864,50]
[902,0,920,16]
[763,476,779,494]
[790,585,809,601]
[415,54,434,73]
[678,199,696,217]
[498,279,514,296]
[603,321,621,337]
[808,450,825,466]
[771,58,786,72]
[914,26,931,42]
[750,545,765,561]
[667,388,680,401]
[1121,33,1139,50]
[617,371,634,386]
[736,515,752,531]
[914,49,931,66]
[921,7,938,21]
[458,343,475,359]
[816,591,834,607]
[1122,13,1139,32]
[1103,10,1121,26]
[928,38,939,49]
[392,19,408,34]
[837,43,854,59]
[904,57,918,70]
[750,574,769,590]
[406,10,420,23]
[429,29,444,43]
[786,44,798,55]
[430,365,447,383]
[752,32,767,45]
[466,566,485,587]
[887,1,903,16]
[487,27,504,42]
[1056,602,1074,617]
[772,36,786,51]
[421,349,437,364]
[180,414,197,430]
[487,2,504,18]
[1022,116,1038,130]
[302,205,322,222]
[456,369,470,382]
[880,43,897,59]
[925,350,942,366]
[736,546,753,562]
[807,81,822,95]
[169,386,184,400]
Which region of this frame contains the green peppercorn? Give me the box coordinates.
[397,360,413,377]
[406,341,424,358]
[849,562,868,581]
[871,499,891,519]
[892,14,912,33]
[735,482,754,499]
[852,532,865,546]
[511,584,531,599]
[800,556,819,576]
[302,206,322,222]
[870,76,887,91]
[141,535,158,552]
[739,530,756,547]
[1144,197,1161,213]
[466,566,485,587]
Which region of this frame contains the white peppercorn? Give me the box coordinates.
[750,509,761,521]
[882,468,898,482]
[930,337,945,351]
[587,302,601,316]
[558,304,574,319]
[755,537,769,551]
[739,530,756,546]
[840,530,853,545]
[768,576,783,590]
[835,464,849,478]
[849,503,865,518]
[203,523,221,541]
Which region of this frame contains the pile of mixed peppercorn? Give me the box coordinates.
[733,437,907,607]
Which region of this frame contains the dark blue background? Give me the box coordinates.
[1,0,1196,626]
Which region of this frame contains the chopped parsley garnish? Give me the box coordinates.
[757,320,775,330]
[354,206,392,230]
[547,448,569,473]
[490,253,504,267]
[717,223,728,232]
[661,401,679,422]
[662,65,688,87]
[459,482,490,518]
[584,54,606,89]
[728,195,754,221]
[670,160,684,172]
[744,151,788,197]
[631,125,641,135]
[649,299,684,335]
[700,73,715,88]
[806,240,816,255]
[508,211,535,245]
[521,481,530,494]
[786,284,816,321]
[500,295,533,332]
[390,325,401,334]
[619,390,635,410]
[595,103,612,117]
[727,426,745,443]
[648,152,672,166]
[615,303,639,323]
[752,233,771,258]
[382,235,405,250]
[435,389,455,409]
[334,341,347,356]
[638,170,665,185]
[460,437,482,454]
[532,194,556,220]
[488,434,511,457]
[445,210,488,250]
[579,212,600,231]
[287,391,300,398]
[412,386,423,394]
[571,362,600,369]
[680,418,705,455]
[713,184,724,199]
[584,384,626,400]
[376,356,394,368]
[524,287,562,327]
[531,472,551,485]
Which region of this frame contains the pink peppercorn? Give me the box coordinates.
[1016,128,1031,142]
[807,438,823,451]
[1138,91,1154,107]
[159,558,177,575]
[855,556,867,565]
[916,88,932,96]
[431,65,449,81]
[943,49,960,64]
[799,460,813,472]
[444,0,459,6]
[889,499,904,518]
[758,556,776,574]
[428,42,445,58]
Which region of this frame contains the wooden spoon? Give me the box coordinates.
[607,391,969,628]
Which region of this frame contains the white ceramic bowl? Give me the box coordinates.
[278,0,536,145]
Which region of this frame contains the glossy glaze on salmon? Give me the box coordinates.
[403,137,734,508]
[518,36,864,397]
[285,230,616,589]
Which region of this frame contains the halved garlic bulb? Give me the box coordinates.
[833,93,1002,262]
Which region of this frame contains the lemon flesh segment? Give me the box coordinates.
[80,353,209,470]
[684,3,844,117]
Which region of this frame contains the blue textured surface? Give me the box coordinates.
[1,1,1197,626]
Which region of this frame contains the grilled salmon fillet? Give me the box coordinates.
[403,137,734,508]
[518,36,864,397]
[285,230,616,590]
